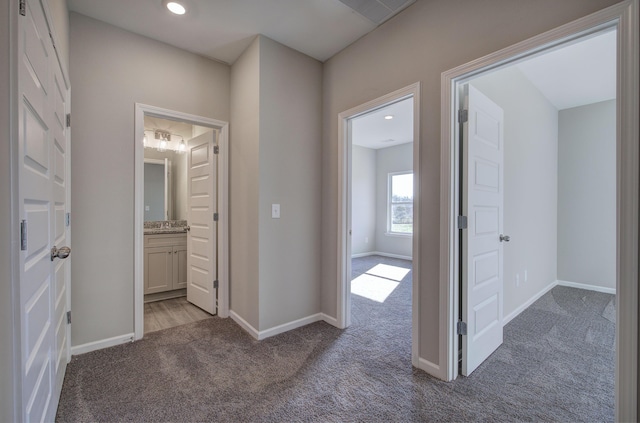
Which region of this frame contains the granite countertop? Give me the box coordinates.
[144,227,187,235]
[144,220,187,235]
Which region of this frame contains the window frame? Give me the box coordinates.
[387,171,414,237]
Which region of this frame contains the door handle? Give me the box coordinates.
[186,226,190,232]
[51,246,71,261]
[499,234,510,242]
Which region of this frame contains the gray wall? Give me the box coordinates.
[352,143,413,258]
[471,67,559,319]
[229,37,261,329]
[230,36,322,332]
[352,145,376,255]
[558,100,616,289]
[258,36,323,330]
[144,163,166,221]
[375,143,413,258]
[320,0,618,365]
[70,13,230,346]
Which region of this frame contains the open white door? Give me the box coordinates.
[461,85,505,376]
[186,131,217,314]
[18,0,71,420]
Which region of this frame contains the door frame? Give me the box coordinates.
[336,82,421,364]
[134,103,229,340]
[440,1,638,420]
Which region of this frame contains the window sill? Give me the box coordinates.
[385,232,413,238]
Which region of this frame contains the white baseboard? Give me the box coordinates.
[415,356,445,380]
[320,313,339,327]
[502,279,616,326]
[556,279,616,295]
[229,310,260,340]
[258,313,323,340]
[71,333,134,356]
[503,281,557,326]
[230,310,326,340]
[351,251,412,261]
[351,251,375,258]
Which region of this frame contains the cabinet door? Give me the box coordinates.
[173,244,188,290]
[145,246,173,294]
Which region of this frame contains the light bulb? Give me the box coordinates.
[178,140,186,152]
[166,1,186,15]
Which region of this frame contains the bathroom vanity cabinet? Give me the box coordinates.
[144,233,187,295]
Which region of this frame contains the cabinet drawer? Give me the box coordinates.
[145,233,187,247]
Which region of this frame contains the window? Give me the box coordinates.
[388,172,413,235]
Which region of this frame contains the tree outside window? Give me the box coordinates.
[389,172,413,234]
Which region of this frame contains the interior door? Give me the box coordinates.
[18,0,71,420]
[461,84,505,376]
[186,131,217,314]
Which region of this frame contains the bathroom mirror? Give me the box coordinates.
[144,149,188,222]
[144,158,171,221]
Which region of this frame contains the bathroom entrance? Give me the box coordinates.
[134,104,230,339]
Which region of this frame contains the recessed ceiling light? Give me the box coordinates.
[166,1,186,15]
[384,115,394,120]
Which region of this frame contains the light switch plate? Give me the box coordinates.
[272,204,280,219]
[145,205,150,211]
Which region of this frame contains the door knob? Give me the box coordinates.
[51,246,71,261]
[186,226,190,231]
[499,234,510,242]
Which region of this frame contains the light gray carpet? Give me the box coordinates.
[56,256,614,422]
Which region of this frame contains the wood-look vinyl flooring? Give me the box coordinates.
[144,296,213,333]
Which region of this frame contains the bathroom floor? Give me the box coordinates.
[144,296,213,333]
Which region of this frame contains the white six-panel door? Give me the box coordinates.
[18,0,71,420]
[462,85,505,376]
[186,131,217,314]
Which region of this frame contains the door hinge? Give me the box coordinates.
[65,212,71,227]
[213,280,219,289]
[458,109,468,123]
[19,0,26,16]
[66,113,71,128]
[66,311,72,324]
[457,215,468,229]
[20,220,27,251]
[213,212,219,222]
[457,320,467,336]
[213,145,219,154]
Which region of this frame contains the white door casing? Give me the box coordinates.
[461,85,505,376]
[186,131,217,314]
[18,0,71,420]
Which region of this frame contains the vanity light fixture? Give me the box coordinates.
[155,129,171,152]
[384,115,394,120]
[177,139,187,153]
[165,1,186,15]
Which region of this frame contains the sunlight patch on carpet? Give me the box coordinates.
[351,274,399,302]
[366,264,410,281]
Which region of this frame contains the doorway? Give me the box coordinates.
[337,82,421,363]
[441,2,639,419]
[134,104,230,340]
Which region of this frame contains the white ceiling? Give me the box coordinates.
[351,97,413,150]
[516,30,616,110]
[67,0,391,64]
